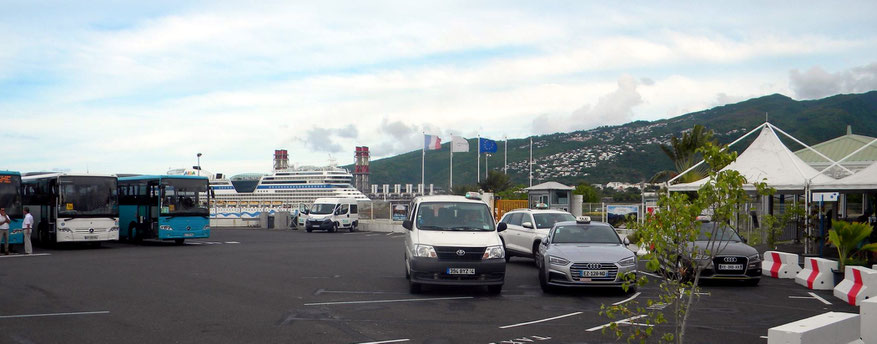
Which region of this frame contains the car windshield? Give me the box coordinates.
[416,202,496,231]
[0,174,22,217]
[696,222,742,242]
[533,213,575,229]
[161,178,209,216]
[59,176,118,217]
[310,203,336,215]
[551,224,620,244]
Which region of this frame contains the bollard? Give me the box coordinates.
[767,311,859,344]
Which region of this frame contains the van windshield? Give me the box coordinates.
[416,202,496,231]
[311,203,335,215]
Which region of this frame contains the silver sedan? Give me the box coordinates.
[536,218,637,292]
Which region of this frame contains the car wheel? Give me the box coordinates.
[305,227,312,233]
[487,284,502,295]
[539,267,551,293]
[532,242,541,265]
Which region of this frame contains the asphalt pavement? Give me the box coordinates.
[0,228,858,344]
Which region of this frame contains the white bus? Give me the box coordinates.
[22,173,119,245]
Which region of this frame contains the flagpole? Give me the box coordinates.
[422,132,425,195]
[449,134,453,189]
[485,154,489,179]
[477,134,481,183]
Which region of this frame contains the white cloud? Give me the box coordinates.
[789,63,877,99]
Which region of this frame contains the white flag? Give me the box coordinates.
[451,136,469,152]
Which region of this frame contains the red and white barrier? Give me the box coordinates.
[795,257,838,290]
[767,311,860,344]
[833,266,877,306]
[762,251,801,279]
[861,298,877,343]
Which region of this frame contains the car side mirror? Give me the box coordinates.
[522,221,533,229]
[402,220,412,230]
[497,222,507,232]
[741,237,748,243]
[540,236,549,245]
[303,209,309,215]
[623,237,630,246]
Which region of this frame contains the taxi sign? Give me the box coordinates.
[464,192,481,200]
[575,216,591,224]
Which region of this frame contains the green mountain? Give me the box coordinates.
[346,91,877,189]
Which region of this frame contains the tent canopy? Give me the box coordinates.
[669,125,835,192]
[811,161,877,191]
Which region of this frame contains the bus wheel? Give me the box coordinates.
[174,239,185,245]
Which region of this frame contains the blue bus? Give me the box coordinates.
[118,175,211,244]
[0,171,23,247]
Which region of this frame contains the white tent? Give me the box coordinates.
[811,161,877,191]
[669,125,835,192]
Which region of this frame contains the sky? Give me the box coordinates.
[1,1,876,176]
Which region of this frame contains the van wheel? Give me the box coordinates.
[409,281,421,294]
[329,223,337,233]
[487,284,503,295]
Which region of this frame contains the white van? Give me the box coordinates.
[403,194,508,294]
[304,198,359,232]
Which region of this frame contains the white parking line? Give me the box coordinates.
[0,253,51,258]
[224,241,240,244]
[808,292,832,305]
[612,292,641,306]
[498,311,583,329]
[354,339,409,344]
[304,296,473,306]
[640,271,662,279]
[385,232,394,236]
[0,310,110,319]
[586,315,648,332]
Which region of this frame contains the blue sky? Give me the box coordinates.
[1,1,876,176]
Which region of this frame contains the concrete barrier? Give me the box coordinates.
[762,251,802,279]
[833,266,877,306]
[795,257,838,290]
[359,219,404,233]
[861,298,877,344]
[767,311,860,344]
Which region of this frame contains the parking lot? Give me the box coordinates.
[0,228,858,344]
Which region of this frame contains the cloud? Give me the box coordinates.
[532,75,644,134]
[789,63,877,99]
[302,125,360,153]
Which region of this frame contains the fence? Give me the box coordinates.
[495,200,529,221]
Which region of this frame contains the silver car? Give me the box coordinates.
[536,217,637,292]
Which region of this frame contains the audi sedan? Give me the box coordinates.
[536,217,637,292]
[676,221,761,285]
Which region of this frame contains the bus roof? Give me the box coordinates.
[22,172,116,179]
[0,170,21,176]
[118,175,209,182]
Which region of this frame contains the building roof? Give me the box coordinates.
[670,125,835,192]
[812,161,877,191]
[795,126,877,164]
[524,181,574,191]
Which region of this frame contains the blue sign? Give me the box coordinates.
[479,138,498,153]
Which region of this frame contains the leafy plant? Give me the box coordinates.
[828,220,877,271]
[758,201,805,248]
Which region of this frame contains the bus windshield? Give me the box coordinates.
[0,174,22,217]
[59,176,118,217]
[161,178,209,216]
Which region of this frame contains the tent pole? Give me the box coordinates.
[769,123,854,175]
[667,122,768,184]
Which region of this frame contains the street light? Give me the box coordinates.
[196,153,202,176]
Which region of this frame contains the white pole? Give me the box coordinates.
[422,132,425,195]
[477,134,481,183]
[504,136,507,174]
[529,137,533,187]
[450,137,453,189]
[485,154,489,179]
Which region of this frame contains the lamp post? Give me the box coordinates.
[196,153,202,176]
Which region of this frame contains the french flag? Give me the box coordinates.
[424,134,441,150]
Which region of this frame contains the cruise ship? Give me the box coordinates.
[168,150,370,218]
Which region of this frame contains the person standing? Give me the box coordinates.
[0,208,9,255]
[23,207,33,255]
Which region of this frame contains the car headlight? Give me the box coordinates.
[203,225,210,231]
[549,255,570,266]
[482,245,504,260]
[748,254,761,267]
[159,225,173,231]
[618,256,636,267]
[109,226,119,232]
[414,244,437,258]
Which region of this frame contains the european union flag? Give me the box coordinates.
[479,138,498,153]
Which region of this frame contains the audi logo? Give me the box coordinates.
[584,263,602,269]
[456,249,466,256]
[723,257,738,263]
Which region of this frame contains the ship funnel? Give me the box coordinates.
[274,149,289,171]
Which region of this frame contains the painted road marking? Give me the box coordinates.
[647,303,668,310]
[304,296,473,306]
[760,336,768,339]
[0,253,51,258]
[315,289,406,295]
[808,292,832,305]
[489,335,552,343]
[187,242,203,245]
[225,241,240,244]
[640,271,663,279]
[498,312,583,329]
[0,310,110,319]
[354,339,409,344]
[586,315,648,332]
[612,292,641,306]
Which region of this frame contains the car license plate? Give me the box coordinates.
[718,264,743,270]
[184,233,194,237]
[581,270,608,277]
[84,235,98,240]
[447,268,475,275]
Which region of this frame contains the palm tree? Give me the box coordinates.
[650,125,715,184]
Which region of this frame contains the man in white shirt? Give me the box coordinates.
[23,207,33,255]
[0,208,9,255]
